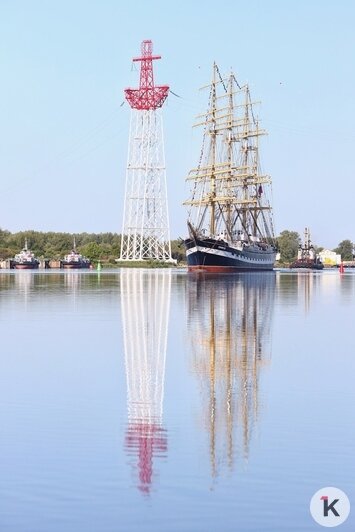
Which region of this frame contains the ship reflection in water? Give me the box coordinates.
[120,269,171,494]
[187,272,275,477]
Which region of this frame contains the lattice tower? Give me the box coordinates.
[120,40,173,262]
[121,269,171,493]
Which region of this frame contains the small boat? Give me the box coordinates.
[12,239,40,269]
[183,63,277,272]
[289,228,324,270]
[61,238,91,269]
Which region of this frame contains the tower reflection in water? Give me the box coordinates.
[187,272,275,477]
[121,269,170,494]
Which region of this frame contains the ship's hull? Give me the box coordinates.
[13,262,39,270]
[289,260,324,271]
[184,237,276,272]
[62,262,91,269]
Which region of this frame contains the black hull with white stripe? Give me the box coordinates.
[184,237,276,272]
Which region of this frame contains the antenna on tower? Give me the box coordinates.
[125,40,169,110]
[119,40,175,263]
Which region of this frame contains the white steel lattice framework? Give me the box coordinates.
[121,269,170,493]
[120,40,173,262]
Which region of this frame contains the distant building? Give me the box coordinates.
[318,249,341,266]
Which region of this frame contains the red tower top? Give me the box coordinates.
[125,40,169,110]
[126,423,167,494]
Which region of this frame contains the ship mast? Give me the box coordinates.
[184,64,274,244]
[187,275,275,477]
[241,86,249,234]
[209,63,218,236]
[226,72,234,238]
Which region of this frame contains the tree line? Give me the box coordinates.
[0,228,353,264]
[0,228,184,264]
[276,230,354,263]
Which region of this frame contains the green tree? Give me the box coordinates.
[79,242,103,261]
[277,230,301,263]
[334,239,353,260]
[0,228,180,265]
[170,239,185,263]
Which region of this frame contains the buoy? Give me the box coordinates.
[339,262,344,274]
[97,261,102,271]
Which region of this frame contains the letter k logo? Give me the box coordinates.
[310,487,350,527]
[321,496,340,517]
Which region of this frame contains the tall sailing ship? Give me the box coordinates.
[187,273,275,476]
[184,63,277,272]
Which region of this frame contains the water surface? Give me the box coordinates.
[0,269,354,531]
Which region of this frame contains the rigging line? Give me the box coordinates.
[195,84,212,178]
[246,89,257,126]
[259,204,274,240]
[196,205,208,232]
[55,109,120,160]
[0,109,122,195]
[232,74,242,90]
[248,209,263,237]
[269,187,276,237]
[57,129,122,167]
[230,209,249,237]
[215,64,227,93]
[250,103,257,126]
[216,204,233,239]
[169,90,182,98]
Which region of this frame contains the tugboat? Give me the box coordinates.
[12,239,40,269]
[61,238,91,269]
[289,228,324,270]
[183,63,277,272]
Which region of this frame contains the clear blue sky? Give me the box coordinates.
[0,0,354,248]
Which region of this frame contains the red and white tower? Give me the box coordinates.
[120,40,173,262]
[121,269,170,493]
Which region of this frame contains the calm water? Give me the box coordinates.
[0,268,354,531]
